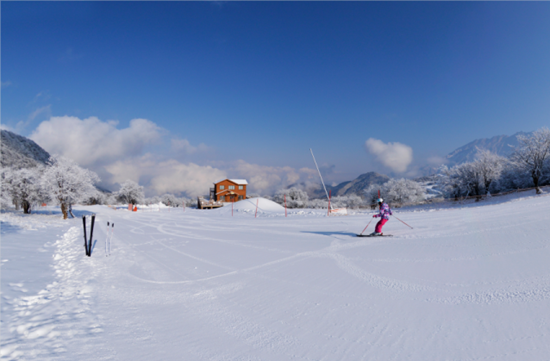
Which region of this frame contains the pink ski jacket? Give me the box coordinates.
[374,203,393,220]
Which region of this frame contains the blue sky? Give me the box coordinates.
[2,2,550,195]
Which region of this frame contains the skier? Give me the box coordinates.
[371,198,392,236]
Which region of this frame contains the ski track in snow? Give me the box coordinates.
[2,192,550,360]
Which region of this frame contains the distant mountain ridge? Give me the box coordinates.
[1,129,51,168]
[294,171,390,199]
[330,172,390,196]
[445,131,529,166]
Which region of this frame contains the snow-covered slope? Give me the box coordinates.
[1,130,51,169]
[2,191,550,360]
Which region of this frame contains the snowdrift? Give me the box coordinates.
[216,197,284,215]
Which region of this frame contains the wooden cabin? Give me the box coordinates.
[211,179,248,203]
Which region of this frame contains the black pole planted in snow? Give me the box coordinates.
[89,215,95,256]
[82,216,89,256]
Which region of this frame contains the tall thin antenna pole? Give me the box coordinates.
[310,148,332,209]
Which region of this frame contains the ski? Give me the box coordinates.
[356,234,393,237]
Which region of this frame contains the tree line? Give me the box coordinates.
[437,127,550,199]
[0,159,193,219]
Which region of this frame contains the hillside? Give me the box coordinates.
[1,129,51,168]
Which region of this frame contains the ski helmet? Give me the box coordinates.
[377,198,384,203]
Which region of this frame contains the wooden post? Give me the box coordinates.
[255,198,259,218]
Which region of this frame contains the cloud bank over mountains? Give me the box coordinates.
[30,116,318,196]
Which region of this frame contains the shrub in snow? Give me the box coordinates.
[510,127,550,193]
[115,180,144,206]
[273,187,309,208]
[42,157,100,219]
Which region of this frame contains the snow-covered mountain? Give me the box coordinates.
[445,131,529,166]
[294,171,390,199]
[1,129,51,169]
[330,171,390,196]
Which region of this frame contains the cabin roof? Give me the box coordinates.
[214,179,248,185]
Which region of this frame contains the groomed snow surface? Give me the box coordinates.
[2,194,550,360]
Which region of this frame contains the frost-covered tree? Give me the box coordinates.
[306,198,328,209]
[1,167,46,213]
[144,196,161,205]
[473,149,507,195]
[115,180,144,205]
[380,178,426,206]
[510,127,550,193]
[331,195,365,209]
[161,193,180,207]
[440,162,483,200]
[85,190,108,205]
[42,157,100,219]
[273,187,309,208]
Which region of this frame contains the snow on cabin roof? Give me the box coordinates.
[214,179,248,185]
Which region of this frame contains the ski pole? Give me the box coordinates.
[360,218,374,235]
[89,214,95,256]
[82,216,89,256]
[393,214,413,229]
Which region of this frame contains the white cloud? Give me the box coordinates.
[30,116,162,168]
[226,160,317,195]
[150,161,226,196]
[1,81,12,88]
[364,138,413,173]
[28,105,51,121]
[105,156,226,197]
[171,138,210,155]
[27,115,320,197]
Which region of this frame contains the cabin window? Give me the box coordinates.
[229,185,235,190]
[219,185,225,190]
[239,185,244,190]
[238,195,243,200]
[220,196,225,201]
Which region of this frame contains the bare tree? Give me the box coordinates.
[510,127,550,193]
